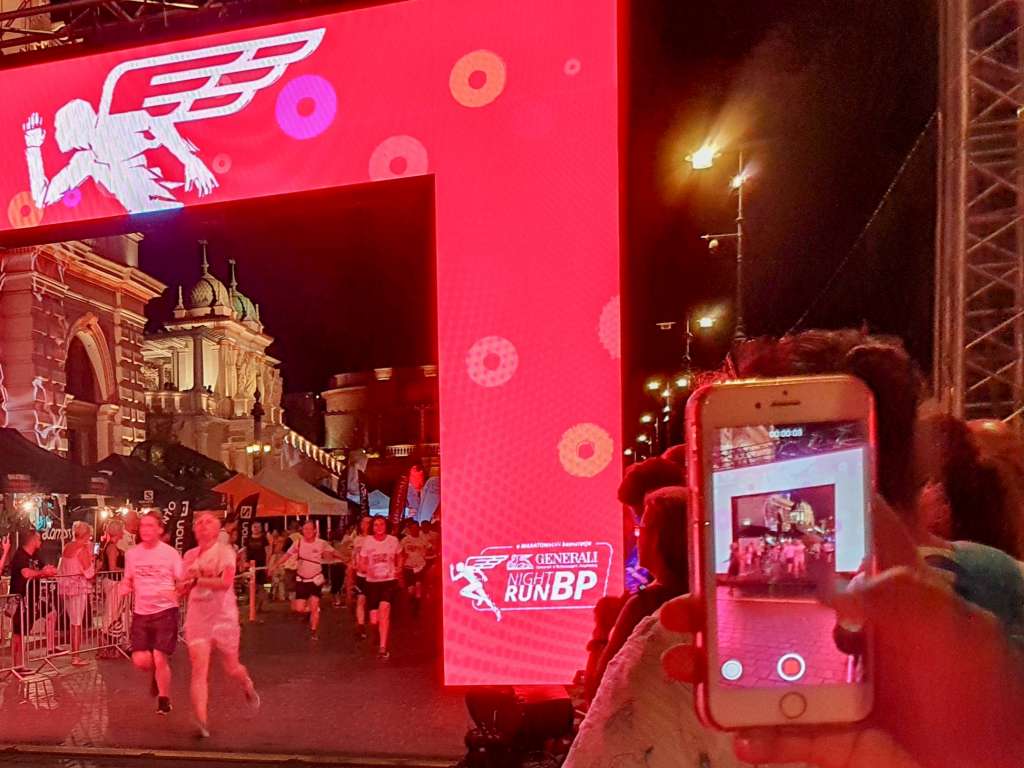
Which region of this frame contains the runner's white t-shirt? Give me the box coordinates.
[288,538,333,581]
[353,534,370,577]
[183,542,238,619]
[124,541,183,615]
[401,533,430,573]
[361,535,401,582]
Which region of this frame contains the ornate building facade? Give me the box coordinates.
[0,235,164,463]
[141,242,287,475]
[323,365,439,461]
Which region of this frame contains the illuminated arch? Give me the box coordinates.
[66,313,116,403]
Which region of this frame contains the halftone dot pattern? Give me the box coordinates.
[368,135,429,181]
[7,191,42,228]
[449,49,507,108]
[62,188,82,208]
[212,154,232,174]
[564,58,582,76]
[466,335,519,387]
[558,423,614,478]
[275,74,338,140]
[598,295,620,359]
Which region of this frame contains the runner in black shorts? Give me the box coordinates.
[357,516,402,659]
[400,520,430,613]
[349,515,372,639]
[277,521,345,639]
[120,512,183,715]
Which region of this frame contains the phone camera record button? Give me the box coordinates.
[777,652,806,682]
[720,659,743,681]
[779,692,807,720]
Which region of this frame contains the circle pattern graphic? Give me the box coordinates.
[558,423,614,478]
[212,154,232,174]
[564,58,582,76]
[62,188,82,208]
[368,135,429,181]
[275,75,338,140]
[7,191,42,229]
[466,336,519,387]
[450,49,507,108]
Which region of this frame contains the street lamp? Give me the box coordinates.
[690,145,748,342]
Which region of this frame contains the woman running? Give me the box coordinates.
[181,512,260,738]
[277,520,345,639]
[348,515,372,639]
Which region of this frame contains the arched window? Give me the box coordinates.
[66,336,100,403]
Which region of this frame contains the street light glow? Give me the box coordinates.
[675,376,690,389]
[640,414,653,424]
[697,315,716,329]
[731,172,746,189]
[661,387,672,398]
[689,143,717,170]
[624,448,633,456]
[637,434,650,444]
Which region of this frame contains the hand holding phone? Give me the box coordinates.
[686,375,875,729]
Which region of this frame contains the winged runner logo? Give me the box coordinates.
[21,28,325,214]
[450,555,508,622]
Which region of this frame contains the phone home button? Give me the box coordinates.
[779,692,807,720]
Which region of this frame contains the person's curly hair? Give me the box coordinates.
[617,457,684,508]
[732,329,924,511]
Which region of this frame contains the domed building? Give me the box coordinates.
[140,241,285,475]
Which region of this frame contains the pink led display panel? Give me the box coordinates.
[0,0,623,685]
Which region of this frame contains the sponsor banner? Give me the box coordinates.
[161,500,194,553]
[450,540,614,622]
[237,492,258,546]
[388,474,409,532]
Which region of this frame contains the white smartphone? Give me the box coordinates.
[686,375,875,729]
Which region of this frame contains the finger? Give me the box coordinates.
[660,643,704,684]
[659,593,703,634]
[871,494,920,571]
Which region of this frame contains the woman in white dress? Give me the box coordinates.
[181,512,260,737]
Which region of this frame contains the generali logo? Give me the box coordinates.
[20,28,324,214]
[449,540,613,622]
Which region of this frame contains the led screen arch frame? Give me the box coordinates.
[0,0,623,685]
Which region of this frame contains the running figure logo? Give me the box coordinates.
[21,28,325,214]
[450,555,508,622]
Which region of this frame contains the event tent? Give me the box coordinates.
[0,428,108,494]
[212,473,306,519]
[254,466,348,517]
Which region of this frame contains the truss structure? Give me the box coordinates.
[937,0,1024,424]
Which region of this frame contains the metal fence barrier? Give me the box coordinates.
[1,570,131,680]
[1,562,272,680]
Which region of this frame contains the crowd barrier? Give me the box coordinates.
[1,562,270,680]
[1,570,132,680]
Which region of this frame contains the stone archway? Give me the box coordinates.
[65,315,117,464]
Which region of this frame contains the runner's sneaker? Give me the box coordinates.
[156,696,172,715]
[377,648,390,661]
[195,720,210,738]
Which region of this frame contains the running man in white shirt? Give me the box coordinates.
[181,513,259,738]
[119,512,183,715]
[348,515,372,639]
[358,516,402,659]
[277,520,344,639]
[400,520,430,612]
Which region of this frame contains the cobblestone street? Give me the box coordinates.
[0,598,466,762]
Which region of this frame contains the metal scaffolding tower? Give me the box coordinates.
[937,0,1024,424]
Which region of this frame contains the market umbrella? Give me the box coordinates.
[0,428,108,494]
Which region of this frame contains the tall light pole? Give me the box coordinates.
[690,145,749,342]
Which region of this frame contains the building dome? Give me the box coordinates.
[186,241,230,310]
[189,275,231,309]
[232,291,259,321]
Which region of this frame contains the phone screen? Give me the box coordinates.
[709,417,870,689]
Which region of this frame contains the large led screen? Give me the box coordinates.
[0,0,623,684]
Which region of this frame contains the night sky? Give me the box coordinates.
[127,1,936,410]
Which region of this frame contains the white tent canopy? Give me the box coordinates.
[254,465,348,517]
